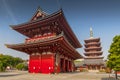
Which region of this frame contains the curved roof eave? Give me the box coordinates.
[10,9,63,29]
[5,35,82,59]
[9,9,82,48]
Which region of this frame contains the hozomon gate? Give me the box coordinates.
[6,7,82,74]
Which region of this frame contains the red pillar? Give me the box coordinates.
[71,60,74,72]
[62,58,65,72]
[69,61,72,72]
[65,60,69,72]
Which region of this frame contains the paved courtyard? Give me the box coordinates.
[0,71,117,80]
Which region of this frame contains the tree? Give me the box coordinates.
[0,54,10,71]
[0,54,24,72]
[16,63,28,71]
[107,35,120,79]
[13,57,23,67]
[0,62,5,72]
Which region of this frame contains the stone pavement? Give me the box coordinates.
[0,71,118,80]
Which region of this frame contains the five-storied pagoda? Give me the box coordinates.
[84,27,104,70]
[5,7,82,73]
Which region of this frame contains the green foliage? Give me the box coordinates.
[13,57,23,67]
[0,54,24,72]
[0,62,5,72]
[99,69,105,72]
[16,63,28,70]
[107,35,120,71]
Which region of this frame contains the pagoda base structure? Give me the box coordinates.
[84,57,104,70]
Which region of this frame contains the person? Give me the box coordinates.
[112,69,115,74]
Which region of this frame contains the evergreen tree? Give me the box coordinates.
[107,35,120,79]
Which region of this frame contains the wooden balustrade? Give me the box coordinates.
[25,33,56,43]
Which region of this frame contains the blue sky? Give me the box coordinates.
[0,0,120,60]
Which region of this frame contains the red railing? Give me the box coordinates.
[25,33,56,43]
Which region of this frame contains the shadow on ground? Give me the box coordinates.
[60,71,81,74]
[101,77,119,80]
[0,72,27,77]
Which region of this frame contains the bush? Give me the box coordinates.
[82,68,88,72]
[99,69,105,72]
[105,67,111,73]
[16,63,28,71]
[79,67,88,72]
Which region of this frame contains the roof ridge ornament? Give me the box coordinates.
[30,6,48,21]
[37,6,43,12]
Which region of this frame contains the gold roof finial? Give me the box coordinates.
[90,27,93,38]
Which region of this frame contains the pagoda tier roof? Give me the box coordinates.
[5,34,82,59]
[84,42,100,47]
[10,9,82,48]
[84,47,102,51]
[84,51,103,55]
[84,38,100,43]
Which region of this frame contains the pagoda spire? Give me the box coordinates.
[90,27,93,38]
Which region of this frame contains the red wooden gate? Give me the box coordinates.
[29,54,54,73]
